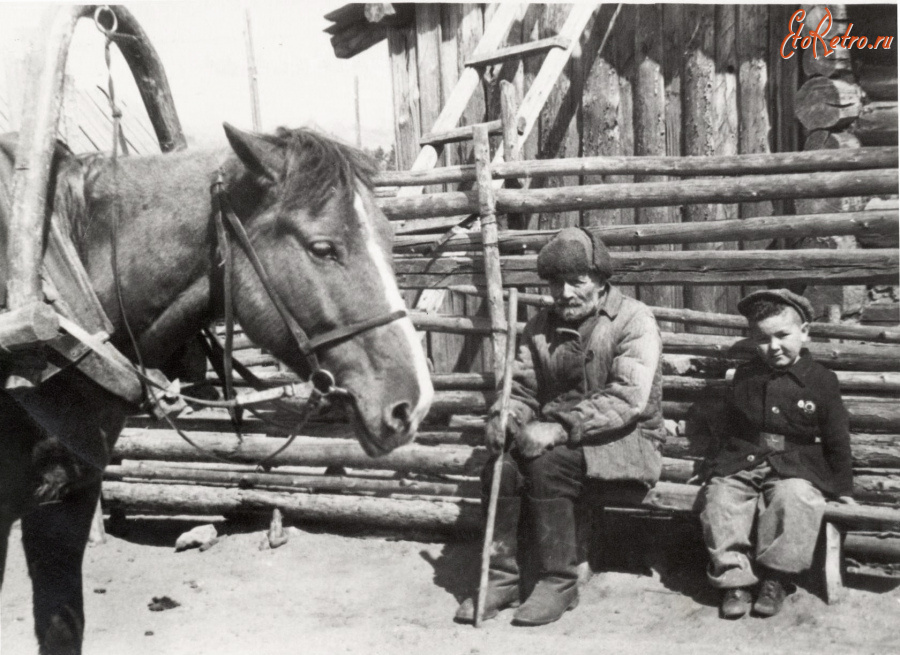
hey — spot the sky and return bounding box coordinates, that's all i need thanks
[0,0,395,149]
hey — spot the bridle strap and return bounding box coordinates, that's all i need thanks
[211,173,320,378]
[307,309,408,351]
[210,171,409,375]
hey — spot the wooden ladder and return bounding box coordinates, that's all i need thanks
[401,3,599,331]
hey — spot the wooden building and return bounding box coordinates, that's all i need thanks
[325,3,898,373]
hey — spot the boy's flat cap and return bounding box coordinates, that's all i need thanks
[737,288,814,323]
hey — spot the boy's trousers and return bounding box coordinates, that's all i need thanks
[699,462,826,589]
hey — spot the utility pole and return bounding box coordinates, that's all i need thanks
[243,5,261,131]
[354,75,362,148]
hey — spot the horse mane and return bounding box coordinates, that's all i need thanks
[270,127,379,213]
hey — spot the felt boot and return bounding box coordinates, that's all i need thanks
[454,497,522,623]
[512,497,580,626]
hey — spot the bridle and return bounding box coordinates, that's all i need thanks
[208,169,408,401]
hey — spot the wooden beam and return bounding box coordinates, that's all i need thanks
[465,35,570,68]
[379,169,900,220]
[373,147,899,187]
[392,210,898,254]
[419,120,502,147]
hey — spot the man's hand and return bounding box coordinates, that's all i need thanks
[516,421,568,459]
[836,495,857,505]
[485,411,522,454]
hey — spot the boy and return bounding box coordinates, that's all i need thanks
[699,289,853,619]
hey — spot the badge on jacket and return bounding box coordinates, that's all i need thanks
[797,399,816,415]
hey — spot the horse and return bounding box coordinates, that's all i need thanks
[0,124,433,654]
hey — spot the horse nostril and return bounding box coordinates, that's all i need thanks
[386,401,412,432]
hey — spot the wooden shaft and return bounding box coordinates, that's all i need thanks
[8,5,88,308]
[476,288,518,627]
[104,6,186,152]
[374,147,899,187]
[0,301,60,350]
[379,169,899,220]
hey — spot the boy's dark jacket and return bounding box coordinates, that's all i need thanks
[706,350,853,497]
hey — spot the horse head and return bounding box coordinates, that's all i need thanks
[219,124,432,456]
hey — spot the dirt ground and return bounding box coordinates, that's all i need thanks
[2,514,899,655]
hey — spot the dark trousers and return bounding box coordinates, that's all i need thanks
[482,445,587,502]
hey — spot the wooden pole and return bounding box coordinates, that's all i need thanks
[243,5,262,132]
[683,4,727,331]
[474,124,506,371]
[373,146,899,187]
[354,76,361,148]
[475,288,518,627]
[634,3,679,330]
[393,210,898,255]
[379,169,899,220]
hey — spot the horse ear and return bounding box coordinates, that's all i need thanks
[223,122,283,182]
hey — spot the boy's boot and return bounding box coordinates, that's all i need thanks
[512,497,579,626]
[753,570,788,617]
[720,588,752,619]
[454,497,521,623]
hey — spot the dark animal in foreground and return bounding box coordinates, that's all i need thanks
[0,125,433,654]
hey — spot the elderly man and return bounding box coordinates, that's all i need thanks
[455,227,666,626]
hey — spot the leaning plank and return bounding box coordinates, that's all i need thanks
[102,481,482,533]
[392,210,898,253]
[393,249,899,287]
[379,169,899,220]
[465,35,570,68]
[373,146,900,187]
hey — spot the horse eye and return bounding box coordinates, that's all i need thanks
[309,241,337,260]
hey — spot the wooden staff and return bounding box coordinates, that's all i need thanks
[475,287,518,628]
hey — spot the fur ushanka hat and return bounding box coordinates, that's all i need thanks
[536,227,614,280]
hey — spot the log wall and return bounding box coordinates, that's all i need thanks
[380,3,898,374]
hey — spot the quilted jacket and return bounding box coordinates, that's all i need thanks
[498,285,666,486]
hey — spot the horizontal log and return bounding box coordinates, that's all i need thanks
[102,481,481,533]
[663,399,900,433]
[852,101,898,146]
[662,372,900,394]
[843,533,900,564]
[858,65,898,101]
[379,169,899,220]
[419,120,502,147]
[443,285,900,343]
[394,249,899,287]
[392,209,898,254]
[114,431,489,476]
[795,77,862,130]
[105,463,479,498]
[102,478,900,534]
[599,482,900,530]
[373,147,899,187]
